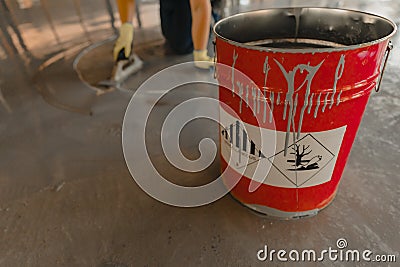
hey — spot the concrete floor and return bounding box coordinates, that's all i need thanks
[0,0,399,266]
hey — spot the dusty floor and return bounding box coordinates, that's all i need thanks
[0,0,399,266]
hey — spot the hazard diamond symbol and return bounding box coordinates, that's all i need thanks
[268,134,335,187]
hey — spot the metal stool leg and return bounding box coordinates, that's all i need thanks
[135,0,142,28]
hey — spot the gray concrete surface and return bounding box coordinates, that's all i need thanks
[0,0,399,266]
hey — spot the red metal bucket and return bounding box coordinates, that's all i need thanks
[214,8,396,218]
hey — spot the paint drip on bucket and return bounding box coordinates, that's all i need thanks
[214,7,396,217]
[274,54,346,155]
[229,50,347,157]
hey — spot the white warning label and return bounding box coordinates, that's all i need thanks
[220,107,346,188]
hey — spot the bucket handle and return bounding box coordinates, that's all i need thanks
[375,41,393,92]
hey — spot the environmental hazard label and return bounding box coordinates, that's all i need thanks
[220,107,346,188]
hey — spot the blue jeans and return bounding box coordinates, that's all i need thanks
[159,0,193,54]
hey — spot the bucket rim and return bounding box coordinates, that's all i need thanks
[213,7,397,54]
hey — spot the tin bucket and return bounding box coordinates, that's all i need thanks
[214,8,396,218]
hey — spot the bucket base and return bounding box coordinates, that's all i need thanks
[229,192,337,220]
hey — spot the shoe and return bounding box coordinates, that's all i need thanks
[193,50,214,69]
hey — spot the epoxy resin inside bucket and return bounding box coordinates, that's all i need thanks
[215,8,396,51]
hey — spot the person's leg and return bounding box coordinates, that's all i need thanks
[160,0,193,54]
[190,0,213,69]
[190,0,211,51]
